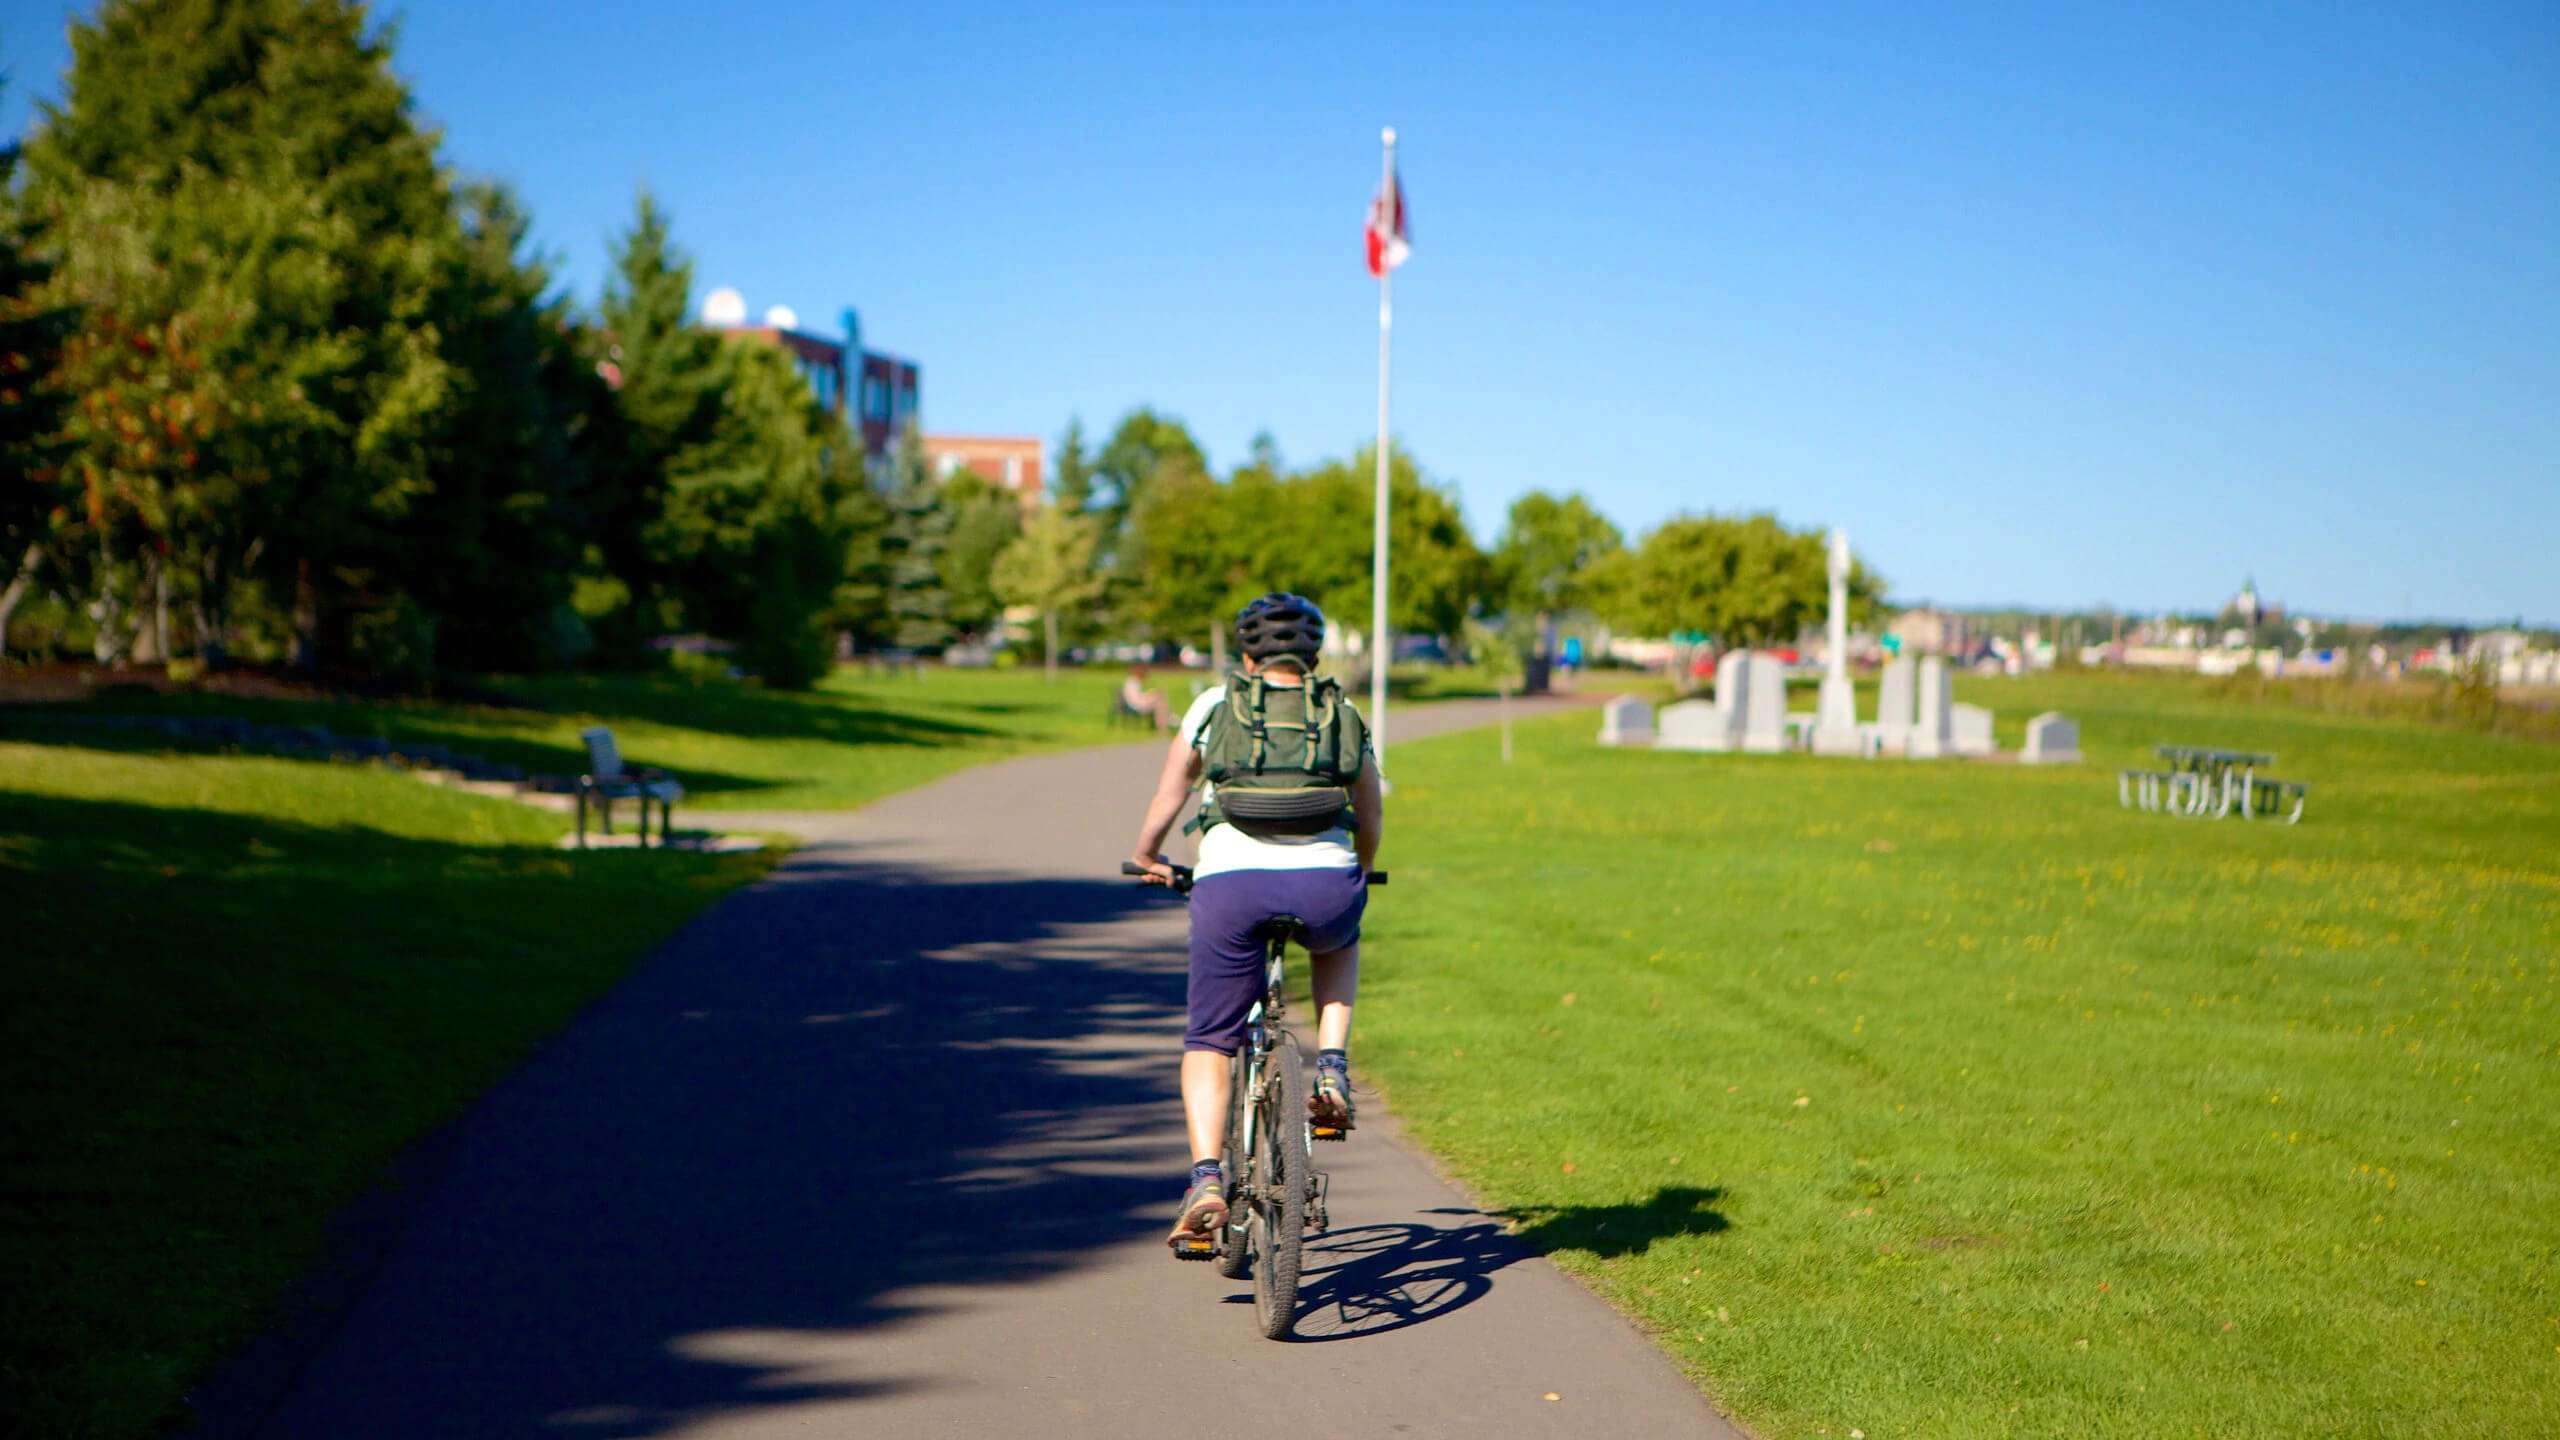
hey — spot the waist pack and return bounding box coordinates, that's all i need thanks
[1188,672,1367,838]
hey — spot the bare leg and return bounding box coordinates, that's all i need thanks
[1309,942,1358,1053]
[1180,1049,1232,1162]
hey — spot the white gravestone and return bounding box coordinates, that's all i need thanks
[1742,652,1788,753]
[1657,698,1727,751]
[2022,711,2082,764]
[1907,655,1954,758]
[1812,529,1863,755]
[1873,657,1915,754]
[1950,702,1995,756]
[1597,694,1654,746]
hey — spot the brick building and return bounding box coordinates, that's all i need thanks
[921,435,1044,506]
[704,297,919,469]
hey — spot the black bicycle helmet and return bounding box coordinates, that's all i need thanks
[1235,592,1326,666]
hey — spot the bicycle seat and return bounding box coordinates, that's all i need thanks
[1249,914,1308,943]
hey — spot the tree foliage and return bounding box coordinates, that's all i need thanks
[1590,512,1883,650]
[992,504,1106,680]
[1494,490,1622,619]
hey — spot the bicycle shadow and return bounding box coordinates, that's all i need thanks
[1265,1185,1735,1342]
[1280,1211,1536,1341]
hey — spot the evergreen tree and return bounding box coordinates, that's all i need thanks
[411,181,590,670]
[881,417,952,651]
[593,190,724,654]
[27,0,462,669]
[1050,416,1094,512]
[0,125,78,656]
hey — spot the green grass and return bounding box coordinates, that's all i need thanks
[1361,670,2558,1439]
[0,745,778,1435]
[0,663,1143,1436]
[27,663,1138,811]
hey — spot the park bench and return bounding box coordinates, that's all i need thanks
[575,726,683,848]
[1108,690,1155,729]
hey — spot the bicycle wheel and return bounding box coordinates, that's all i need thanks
[1248,1033,1309,1339]
[1216,1048,1251,1279]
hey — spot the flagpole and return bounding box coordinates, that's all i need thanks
[1371,125,1395,776]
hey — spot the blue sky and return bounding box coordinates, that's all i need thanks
[5,1,2555,621]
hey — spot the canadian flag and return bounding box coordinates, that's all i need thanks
[1365,164,1410,278]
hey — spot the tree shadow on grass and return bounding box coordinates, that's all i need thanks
[0,788,764,1439]
[1497,1185,1733,1260]
[2,670,1016,803]
[193,841,1214,1437]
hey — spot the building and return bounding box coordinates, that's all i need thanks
[921,435,1044,506]
[702,294,919,468]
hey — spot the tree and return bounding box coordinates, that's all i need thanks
[1050,417,1095,513]
[1494,490,1622,643]
[1094,406,1206,539]
[1591,512,1882,654]
[594,189,724,655]
[992,505,1106,681]
[880,416,952,651]
[0,119,77,656]
[936,467,1023,640]
[410,181,590,670]
[1289,445,1485,641]
[29,0,463,671]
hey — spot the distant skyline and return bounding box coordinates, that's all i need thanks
[4,1,2554,623]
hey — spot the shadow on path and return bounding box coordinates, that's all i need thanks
[247,848,1199,1437]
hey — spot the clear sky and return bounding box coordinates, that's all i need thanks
[5,1,2555,622]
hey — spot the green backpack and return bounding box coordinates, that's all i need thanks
[1188,671,1368,838]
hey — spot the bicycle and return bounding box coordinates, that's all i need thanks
[1123,859,1386,1339]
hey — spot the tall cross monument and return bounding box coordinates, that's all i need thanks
[1811,528,1864,755]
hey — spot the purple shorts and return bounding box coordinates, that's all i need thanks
[1185,867,1367,1054]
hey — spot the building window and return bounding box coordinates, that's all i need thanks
[1003,456,1021,488]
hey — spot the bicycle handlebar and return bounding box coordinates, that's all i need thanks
[1122,861,1386,890]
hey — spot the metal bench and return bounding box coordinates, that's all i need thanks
[576,727,683,848]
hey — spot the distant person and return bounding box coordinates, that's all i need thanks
[1127,593,1381,1255]
[1120,666,1173,730]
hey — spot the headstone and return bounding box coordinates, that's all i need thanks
[1657,698,1730,751]
[1713,648,1751,718]
[2022,711,2082,764]
[1742,653,1788,753]
[1907,655,1953,758]
[1950,702,1995,756]
[1597,694,1653,746]
[1874,657,1916,753]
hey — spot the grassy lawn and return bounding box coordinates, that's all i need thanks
[1361,669,2557,1439]
[15,662,1138,812]
[0,663,1140,1437]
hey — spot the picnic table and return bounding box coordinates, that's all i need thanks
[2121,744,2306,823]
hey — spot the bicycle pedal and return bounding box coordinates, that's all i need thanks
[1312,1126,1348,1141]
[1169,1236,1217,1261]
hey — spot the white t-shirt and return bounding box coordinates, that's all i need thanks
[1181,684,1364,880]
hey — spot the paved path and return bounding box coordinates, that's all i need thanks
[240,698,1745,1439]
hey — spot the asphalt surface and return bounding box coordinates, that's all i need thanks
[234,696,1746,1438]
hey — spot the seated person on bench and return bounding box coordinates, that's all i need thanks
[1120,666,1174,730]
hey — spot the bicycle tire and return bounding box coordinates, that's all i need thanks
[1216,1048,1251,1279]
[1250,1034,1309,1339]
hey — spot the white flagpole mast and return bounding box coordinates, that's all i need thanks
[1371,125,1395,774]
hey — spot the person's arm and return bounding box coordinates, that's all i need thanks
[1350,759,1383,875]
[1129,733,1203,883]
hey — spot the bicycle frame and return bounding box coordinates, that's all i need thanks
[1224,932,1294,1238]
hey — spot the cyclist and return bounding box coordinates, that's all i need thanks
[1128,593,1381,1254]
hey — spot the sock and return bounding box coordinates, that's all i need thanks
[1319,1048,1350,1077]
[1189,1158,1222,1187]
